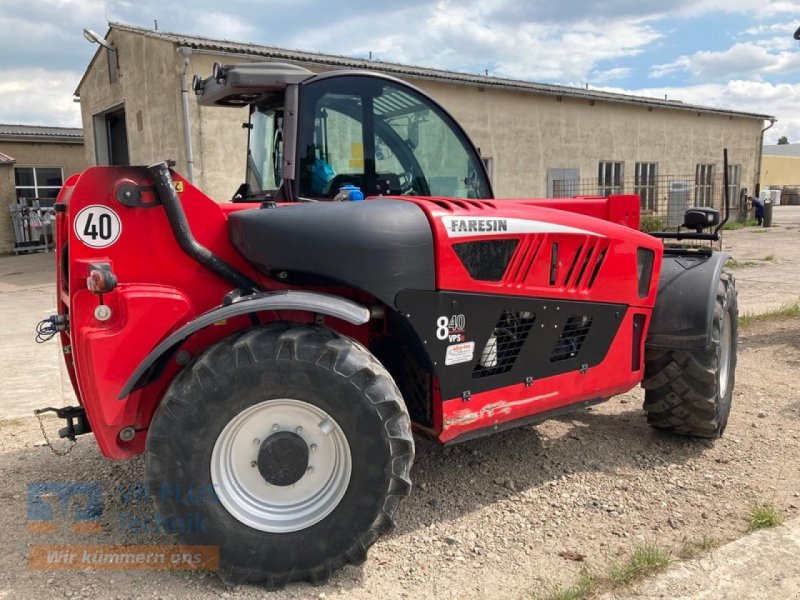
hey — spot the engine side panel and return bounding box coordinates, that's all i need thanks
[393,196,663,306]
[396,291,626,399]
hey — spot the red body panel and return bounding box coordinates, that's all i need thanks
[55,167,662,459]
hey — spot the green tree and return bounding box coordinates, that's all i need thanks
[777,135,789,145]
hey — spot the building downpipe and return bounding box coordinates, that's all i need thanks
[755,118,777,196]
[178,46,195,183]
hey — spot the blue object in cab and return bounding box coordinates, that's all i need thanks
[338,184,364,201]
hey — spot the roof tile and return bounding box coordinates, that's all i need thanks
[0,124,83,141]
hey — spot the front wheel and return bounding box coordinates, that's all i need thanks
[145,323,414,587]
[642,271,737,437]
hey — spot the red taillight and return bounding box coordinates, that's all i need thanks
[86,268,118,294]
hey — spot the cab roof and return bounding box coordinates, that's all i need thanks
[196,62,313,107]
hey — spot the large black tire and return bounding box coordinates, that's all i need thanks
[145,323,414,587]
[642,271,737,437]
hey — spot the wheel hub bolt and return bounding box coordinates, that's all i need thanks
[250,461,257,468]
[253,438,261,445]
[307,466,314,473]
[272,424,279,432]
[295,426,303,434]
[310,444,318,452]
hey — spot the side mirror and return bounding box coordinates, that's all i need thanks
[683,207,720,232]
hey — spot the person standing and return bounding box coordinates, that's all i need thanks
[752,195,764,226]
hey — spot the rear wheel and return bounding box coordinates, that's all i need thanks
[642,271,737,437]
[145,323,414,587]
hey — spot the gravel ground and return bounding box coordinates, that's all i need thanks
[1,314,798,600]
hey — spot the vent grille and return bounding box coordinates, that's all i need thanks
[454,239,519,281]
[550,315,593,362]
[473,311,536,378]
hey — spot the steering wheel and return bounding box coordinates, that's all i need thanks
[398,171,416,195]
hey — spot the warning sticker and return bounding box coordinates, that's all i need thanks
[445,341,475,366]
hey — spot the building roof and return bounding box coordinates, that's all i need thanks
[0,124,84,144]
[100,21,774,122]
[762,144,800,157]
[0,151,15,165]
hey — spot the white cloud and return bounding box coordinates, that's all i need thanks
[187,12,254,41]
[742,22,796,35]
[650,42,800,80]
[286,1,662,82]
[0,69,82,127]
[674,0,800,18]
[598,79,799,143]
[591,67,633,83]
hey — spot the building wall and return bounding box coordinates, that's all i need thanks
[408,78,764,198]
[78,31,766,205]
[0,141,86,254]
[188,53,254,199]
[78,29,185,170]
[0,164,15,253]
[761,155,800,187]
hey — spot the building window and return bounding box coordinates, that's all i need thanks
[635,163,658,212]
[598,161,623,196]
[727,164,741,207]
[481,156,493,183]
[695,164,715,207]
[13,167,64,206]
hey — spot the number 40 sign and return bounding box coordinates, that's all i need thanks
[73,206,122,249]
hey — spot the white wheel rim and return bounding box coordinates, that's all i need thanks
[210,398,352,533]
[719,310,732,398]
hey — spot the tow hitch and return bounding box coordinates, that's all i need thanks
[33,406,92,441]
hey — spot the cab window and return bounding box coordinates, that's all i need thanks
[297,76,490,199]
[247,106,283,195]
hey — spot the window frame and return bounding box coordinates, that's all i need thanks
[598,161,624,196]
[13,166,65,206]
[695,163,715,207]
[726,164,741,208]
[634,162,658,212]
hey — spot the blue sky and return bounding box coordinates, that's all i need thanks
[0,0,798,142]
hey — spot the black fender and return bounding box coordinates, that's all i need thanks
[118,290,370,399]
[645,250,729,350]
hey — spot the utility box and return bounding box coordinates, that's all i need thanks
[667,181,692,227]
[763,198,773,227]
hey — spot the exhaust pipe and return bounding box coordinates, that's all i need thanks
[147,162,262,294]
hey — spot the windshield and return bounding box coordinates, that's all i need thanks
[296,76,491,199]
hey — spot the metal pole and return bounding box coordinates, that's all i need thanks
[178,46,195,183]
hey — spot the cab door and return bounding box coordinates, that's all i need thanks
[295,73,493,200]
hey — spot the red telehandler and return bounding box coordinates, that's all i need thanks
[37,62,736,586]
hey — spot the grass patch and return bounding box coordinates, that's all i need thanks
[727,258,759,269]
[739,301,800,327]
[640,216,667,233]
[609,544,670,586]
[763,253,775,261]
[747,503,783,532]
[537,571,596,600]
[0,417,25,429]
[678,536,719,559]
[722,219,758,231]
